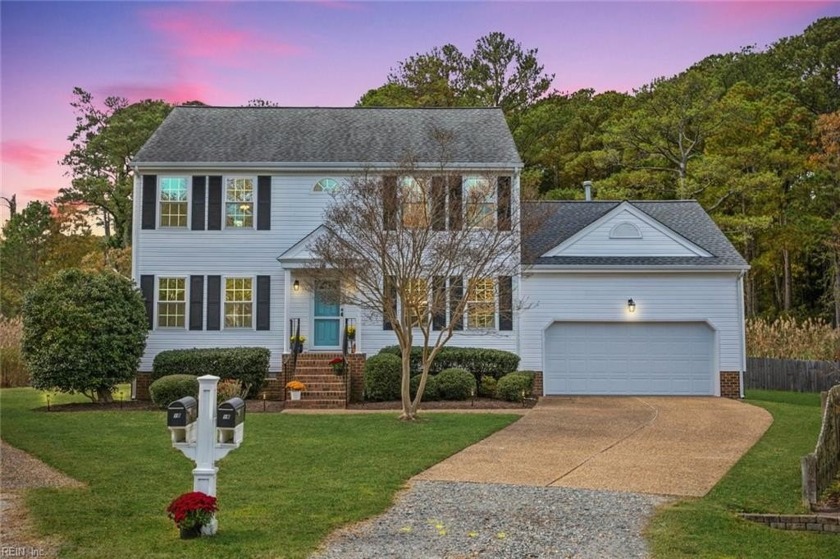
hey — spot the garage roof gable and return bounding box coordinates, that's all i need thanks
[523,200,749,269]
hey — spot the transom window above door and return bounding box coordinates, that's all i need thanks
[225,177,254,228]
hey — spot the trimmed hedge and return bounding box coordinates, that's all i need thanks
[149,374,199,409]
[410,374,440,401]
[363,353,402,401]
[479,375,497,397]
[152,347,269,397]
[377,346,519,380]
[495,372,535,402]
[435,368,476,400]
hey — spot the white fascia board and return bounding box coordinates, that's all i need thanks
[131,161,523,172]
[524,264,750,273]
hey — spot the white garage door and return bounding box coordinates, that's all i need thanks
[544,322,715,395]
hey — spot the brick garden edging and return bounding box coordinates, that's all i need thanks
[740,513,839,533]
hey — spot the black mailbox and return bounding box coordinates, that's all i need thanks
[167,396,197,427]
[217,397,245,428]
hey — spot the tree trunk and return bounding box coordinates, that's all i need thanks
[833,248,840,328]
[399,352,414,420]
[96,387,114,403]
[782,248,792,312]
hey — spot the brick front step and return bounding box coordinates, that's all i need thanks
[285,399,346,409]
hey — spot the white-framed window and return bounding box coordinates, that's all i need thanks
[157,277,186,328]
[225,177,254,228]
[405,278,429,326]
[313,178,339,193]
[463,176,495,229]
[466,277,495,329]
[159,177,188,228]
[224,277,253,328]
[400,176,429,228]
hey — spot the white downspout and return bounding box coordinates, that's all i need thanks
[737,270,747,398]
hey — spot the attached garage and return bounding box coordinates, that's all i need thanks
[543,322,715,395]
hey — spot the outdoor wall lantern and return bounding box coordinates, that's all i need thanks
[293,280,300,292]
[627,298,636,312]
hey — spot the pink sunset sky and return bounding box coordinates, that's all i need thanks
[2,0,838,224]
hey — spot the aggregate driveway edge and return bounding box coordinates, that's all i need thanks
[413,396,773,497]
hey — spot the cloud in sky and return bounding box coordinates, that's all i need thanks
[697,1,832,30]
[140,6,302,67]
[1,140,63,173]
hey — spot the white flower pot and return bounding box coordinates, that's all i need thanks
[290,390,302,401]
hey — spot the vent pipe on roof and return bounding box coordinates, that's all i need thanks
[583,180,592,201]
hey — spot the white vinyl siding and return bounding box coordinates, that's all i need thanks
[518,272,744,380]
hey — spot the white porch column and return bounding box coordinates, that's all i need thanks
[283,269,291,354]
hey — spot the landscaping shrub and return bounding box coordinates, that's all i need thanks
[152,347,269,397]
[410,374,440,401]
[216,379,248,403]
[22,269,148,403]
[495,372,535,402]
[0,316,28,387]
[377,346,519,379]
[435,368,476,400]
[479,375,497,398]
[363,353,402,401]
[149,374,199,408]
[747,317,840,360]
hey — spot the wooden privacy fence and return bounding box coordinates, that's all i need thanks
[802,385,840,509]
[746,358,840,393]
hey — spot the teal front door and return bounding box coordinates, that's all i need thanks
[313,280,340,347]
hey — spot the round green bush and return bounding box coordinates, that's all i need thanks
[435,368,476,400]
[149,374,199,408]
[363,353,402,401]
[479,375,497,397]
[495,372,535,402]
[410,374,440,401]
[22,269,148,403]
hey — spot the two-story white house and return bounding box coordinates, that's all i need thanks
[131,106,749,404]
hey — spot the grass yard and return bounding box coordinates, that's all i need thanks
[647,389,837,558]
[0,388,519,559]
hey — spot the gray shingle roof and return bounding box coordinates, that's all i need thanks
[133,107,522,167]
[523,200,748,268]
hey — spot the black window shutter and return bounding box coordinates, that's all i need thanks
[498,275,513,331]
[448,176,462,230]
[383,275,397,330]
[140,275,154,329]
[191,176,206,231]
[257,176,271,231]
[497,176,511,232]
[206,275,221,330]
[432,276,446,330]
[141,175,157,230]
[189,275,204,330]
[383,175,398,230]
[431,176,446,231]
[449,276,463,330]
[256,275,270,330]
[207,176,222,230]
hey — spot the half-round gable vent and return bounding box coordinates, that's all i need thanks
[610,222,642,239]
[313,178,339,193]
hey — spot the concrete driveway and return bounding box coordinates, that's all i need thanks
[414,397,773,497]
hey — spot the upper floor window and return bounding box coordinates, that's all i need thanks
[159,177,188,228]
[313,178,339,193]
[463,177,495,229]
[158,277,186,328]
[225,177,254,228]
[405,278,429,326]
[400,176,429,228]
[225,277,253,328]
[466,277,495,329]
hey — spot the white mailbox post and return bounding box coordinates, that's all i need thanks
[166,374,244,536]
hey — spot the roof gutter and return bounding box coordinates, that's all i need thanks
[129,161,524,172]
[524,264,751,273]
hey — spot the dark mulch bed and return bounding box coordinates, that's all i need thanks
[37,397,533,413]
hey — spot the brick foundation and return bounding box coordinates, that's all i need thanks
[720,371,741,399]
[134,373,152,400]
[531,371,544,397]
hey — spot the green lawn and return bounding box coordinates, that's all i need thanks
[647,389,837,558]
[0,388,519,559]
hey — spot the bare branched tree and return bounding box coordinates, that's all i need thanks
[307,161,534,420]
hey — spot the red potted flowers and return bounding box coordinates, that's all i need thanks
[166,491,218,539]
[329,356,345,375]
